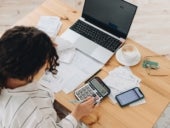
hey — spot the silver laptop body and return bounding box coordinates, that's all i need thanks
[61,0,137,64]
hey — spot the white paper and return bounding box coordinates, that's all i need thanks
[61,50,104,93]
[39,71,64,93]
[69,50,103,74]
[58,48,76,63]
[37,16,62,38]
[103,66,145,106]
[39,50,103,94]
[55,36,74,51]
[55,37,76,63]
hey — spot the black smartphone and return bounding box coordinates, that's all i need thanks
[115,87,144,107]
[74,77,111,102]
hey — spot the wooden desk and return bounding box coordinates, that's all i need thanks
[14,0,170,127]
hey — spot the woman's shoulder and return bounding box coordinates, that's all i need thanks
[0,81,54,112]
[0,92,44,128]
[0,90,30,109]
[0,82,43,109]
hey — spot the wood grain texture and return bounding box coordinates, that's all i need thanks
[0,0,45,34]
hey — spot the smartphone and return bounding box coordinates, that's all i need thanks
[74,77,111,103]
[115,87,144,107]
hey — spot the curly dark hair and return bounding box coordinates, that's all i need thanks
[0,26,59,91]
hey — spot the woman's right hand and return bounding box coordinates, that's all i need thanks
[71,97,96,121]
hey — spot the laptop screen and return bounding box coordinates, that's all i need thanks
[82,0,137,39]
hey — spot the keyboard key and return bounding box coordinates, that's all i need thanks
[70,20,122,52]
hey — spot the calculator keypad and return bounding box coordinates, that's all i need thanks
[75,84,99,101]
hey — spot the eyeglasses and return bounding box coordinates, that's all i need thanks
[142,55,169,76]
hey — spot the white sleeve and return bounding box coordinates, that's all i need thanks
[9,107,78,128]
[58,114,78,128]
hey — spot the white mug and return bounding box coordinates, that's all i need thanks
[121,44,139,63]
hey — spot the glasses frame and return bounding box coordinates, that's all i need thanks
[143,55,169,77]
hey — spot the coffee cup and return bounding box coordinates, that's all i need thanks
[121,44,139,63]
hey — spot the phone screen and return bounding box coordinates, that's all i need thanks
[115,87,144,107]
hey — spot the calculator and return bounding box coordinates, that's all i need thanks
[74,77,111,102]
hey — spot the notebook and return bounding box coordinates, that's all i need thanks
[61,0,137,64]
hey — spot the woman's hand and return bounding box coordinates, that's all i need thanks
[71,97,96,121]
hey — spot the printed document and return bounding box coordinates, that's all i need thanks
[37,16,62,39]
[103,66,145,106]
[39,48,103,94]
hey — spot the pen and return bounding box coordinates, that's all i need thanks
[69,99,101,104]
[84,69,102,83]
[69,100,84,104]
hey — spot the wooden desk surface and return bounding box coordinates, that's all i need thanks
[14,0,170,127]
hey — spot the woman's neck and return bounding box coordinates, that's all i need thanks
[6,78,29,89]
[5,63,47,89]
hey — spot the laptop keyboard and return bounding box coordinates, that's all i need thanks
[70,20,122,52]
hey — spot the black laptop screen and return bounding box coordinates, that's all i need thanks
[82,0,137,39]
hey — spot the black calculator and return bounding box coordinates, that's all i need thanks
[74,77,111,102]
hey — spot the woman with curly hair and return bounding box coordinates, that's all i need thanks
[0,26,95,128]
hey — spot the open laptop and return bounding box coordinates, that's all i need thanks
[61,0,137,64]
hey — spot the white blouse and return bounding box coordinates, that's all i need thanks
[0,82,78,128]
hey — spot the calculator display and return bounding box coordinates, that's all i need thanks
[90,78,108,96]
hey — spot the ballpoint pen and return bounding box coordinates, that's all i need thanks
[69,97,101,104]
[69,99,84,104]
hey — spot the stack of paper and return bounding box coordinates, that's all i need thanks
[39,50,104,94]
[37,16,62,39]
[103,66,145,106]
[55,37,76,64]
[40,37,101,93]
